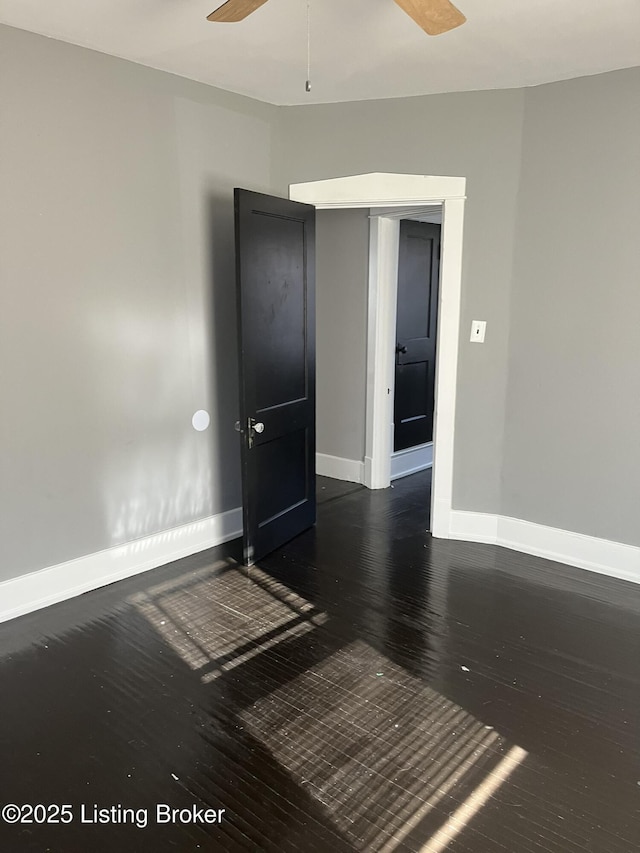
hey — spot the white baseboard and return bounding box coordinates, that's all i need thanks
[0,508,243,625]
[449,510,640,584]
[316,453,365,485]
[6,500,639,627]
[391,442,433,481]
[449,509,499,544]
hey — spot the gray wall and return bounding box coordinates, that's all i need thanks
[315,209,370,462]
[273,90,526,515]
[502,68,640,546]
[3,21,638,589]
[0,25,276,582]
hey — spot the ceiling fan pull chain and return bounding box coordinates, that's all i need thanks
[305,0,311,92]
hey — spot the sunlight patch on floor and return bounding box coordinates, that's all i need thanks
[132,558,528,851]
[240,638,527,852]
[418,745,528,853]
[129,558,327,679]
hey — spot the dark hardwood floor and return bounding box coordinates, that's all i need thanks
[1,470,639,852]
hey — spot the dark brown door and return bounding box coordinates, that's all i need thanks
[393,220,441,452]
[234,189,316,566]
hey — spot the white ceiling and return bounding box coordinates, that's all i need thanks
[1,0,640,106]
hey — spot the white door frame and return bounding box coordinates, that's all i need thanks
[289,173,466,539]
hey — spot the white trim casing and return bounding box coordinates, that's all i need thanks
[370,205,442,220]
[430,197,465,538]
[0,508,243,625]
[450,511,640,584]
[365,216,399,489]
[316,453,365,484]
[291,173,466,208]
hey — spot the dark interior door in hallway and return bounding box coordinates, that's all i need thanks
[394,220,441,452]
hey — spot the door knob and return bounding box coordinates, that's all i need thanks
[396,344,408,354]
[234,420,241,432]
[247,419,265,447]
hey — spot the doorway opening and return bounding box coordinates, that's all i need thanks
[383,206,442,489]
[291,174,466,540]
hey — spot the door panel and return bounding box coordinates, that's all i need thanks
[255,428,308,525]
[247,215,307,409]
[394,361,433,449]
[235,189,316,566]
[394,220,440,453]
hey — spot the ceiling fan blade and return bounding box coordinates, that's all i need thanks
[393,0,466,35]
[207,0,270,23]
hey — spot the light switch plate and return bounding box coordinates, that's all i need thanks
[470,320,486,343]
